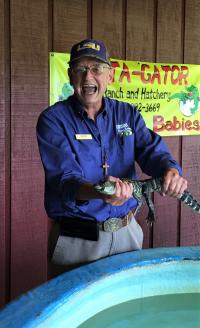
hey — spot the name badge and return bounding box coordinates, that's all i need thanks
[75,134,93,140]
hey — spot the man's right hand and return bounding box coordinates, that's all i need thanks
[101,176,133,206]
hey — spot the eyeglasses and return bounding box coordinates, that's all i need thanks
[70,64,111,76]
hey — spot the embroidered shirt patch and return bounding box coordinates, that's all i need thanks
[116,123,133,136]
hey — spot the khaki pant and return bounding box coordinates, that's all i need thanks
[48,217,143,278]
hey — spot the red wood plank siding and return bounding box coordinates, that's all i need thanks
[0,0,11,307]
[153,0,183,247]
[181,0,200,245]
[126,0,156,62]
[10,0,49,299]
[92,0,124,58]
[54,0,88,52]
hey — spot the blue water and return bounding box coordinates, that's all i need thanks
[78,293,200,328]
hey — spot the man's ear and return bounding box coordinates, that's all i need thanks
[108,67,114,85]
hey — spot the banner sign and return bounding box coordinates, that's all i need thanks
[50,52,200,136]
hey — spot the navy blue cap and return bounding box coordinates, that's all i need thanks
[68,39,111,66]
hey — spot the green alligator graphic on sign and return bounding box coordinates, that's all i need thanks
[168,85,200,117]
[58,82,74,101]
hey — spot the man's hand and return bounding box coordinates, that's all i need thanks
[102,176,133,206]
[162,168,188,197]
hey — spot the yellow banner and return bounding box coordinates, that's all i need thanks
[50,52,200,136]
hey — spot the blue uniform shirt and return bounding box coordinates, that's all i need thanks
[37,95,182,221]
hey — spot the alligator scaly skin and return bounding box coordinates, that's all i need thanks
[94,177,200,225]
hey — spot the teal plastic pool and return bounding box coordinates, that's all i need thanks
[0,247,199,327]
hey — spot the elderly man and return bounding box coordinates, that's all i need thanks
[37,39,187,276]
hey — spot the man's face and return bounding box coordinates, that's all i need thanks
[68,57,113,109]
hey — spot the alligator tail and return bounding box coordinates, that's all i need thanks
[179,191,200,213]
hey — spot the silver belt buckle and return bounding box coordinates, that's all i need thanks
[103,217,122,232]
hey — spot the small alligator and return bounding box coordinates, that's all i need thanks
[94,177,200,225]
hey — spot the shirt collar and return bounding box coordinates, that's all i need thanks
[69,95,85,118]
[69,95,109,119]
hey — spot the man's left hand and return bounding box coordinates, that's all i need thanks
[162,168,188,197]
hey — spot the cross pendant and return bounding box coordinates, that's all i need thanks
[102,153,109,178]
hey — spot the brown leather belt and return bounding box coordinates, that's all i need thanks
[98,210,134,232]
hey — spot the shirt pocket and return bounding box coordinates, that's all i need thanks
[118,134,135,149]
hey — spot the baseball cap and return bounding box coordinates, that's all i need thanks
[68,39,111,66]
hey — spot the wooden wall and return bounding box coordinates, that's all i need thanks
[0,0,200,307]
